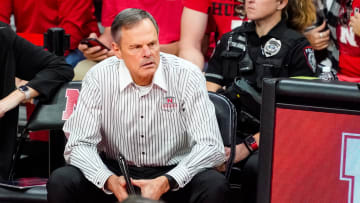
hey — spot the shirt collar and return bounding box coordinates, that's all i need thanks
[265,19,287,38]
[243,19,287,39]
[118,57,168,92]
[152,58,168,92]
[118,60,134,92]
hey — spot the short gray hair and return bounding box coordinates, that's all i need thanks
[111,8,159,43]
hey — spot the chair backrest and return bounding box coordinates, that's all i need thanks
[26,81,82,131]
[208,92,237,179]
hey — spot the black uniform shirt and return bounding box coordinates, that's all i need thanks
[0,21,74,179]
[206,19,316,89]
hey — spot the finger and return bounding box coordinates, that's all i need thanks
[119,176,127,187]
[78,43,89,52]
[115,187,129,202]
[107,50,115,57]
[92,54,108,62]
[89,32,98,38]
[320,29,330,38]
[313,35,330,45]
[314,21,327,32]
[84,46,102,55]
[85,49,108,60]
[317,35,330,44]
[131,179,145,187]
[317,43,330,50]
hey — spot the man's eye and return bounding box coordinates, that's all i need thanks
[131,45,141,49]
[149,42,156,47]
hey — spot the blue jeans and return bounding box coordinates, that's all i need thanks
[65,49,85,68]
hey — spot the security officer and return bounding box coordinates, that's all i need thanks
[205,18,316,202]
[207,18,316,136]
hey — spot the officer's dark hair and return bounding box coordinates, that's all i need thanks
[111,8,159,44]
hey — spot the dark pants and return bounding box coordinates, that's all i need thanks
[0,108,19,180]
[47,160,230,203]
[233,151,258,203]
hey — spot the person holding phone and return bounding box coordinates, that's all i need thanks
[0,0,99,68]
[78,0,183,63]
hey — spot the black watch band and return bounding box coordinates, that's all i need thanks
[244,135,259,153]
[164,174,179,190]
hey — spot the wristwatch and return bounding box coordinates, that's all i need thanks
[18,85,31,100]
[164,174,179,190]
[244,136,258,153]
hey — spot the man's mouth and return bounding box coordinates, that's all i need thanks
[141,61,155,68]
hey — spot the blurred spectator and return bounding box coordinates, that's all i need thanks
[0,22,74,180]
[74,0,183,81]
[308,0,360,81]
[178,0,247,69]
[79,0,183,62]
[205,0,316,202]
[304,0,339,76]
[0,0,100,67]
[337,0,360,81]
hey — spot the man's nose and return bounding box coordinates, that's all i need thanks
[142,46,151,57]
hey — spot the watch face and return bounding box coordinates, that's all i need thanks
[246,136,255,144]
[19,85,29,92]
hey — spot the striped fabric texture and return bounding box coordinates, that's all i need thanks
[63,53,225,190]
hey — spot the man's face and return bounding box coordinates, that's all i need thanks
[113,18,160,85]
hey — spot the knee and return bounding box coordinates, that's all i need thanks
[197,170,230,196]
[207,170,230,193]
[47,166,83,195]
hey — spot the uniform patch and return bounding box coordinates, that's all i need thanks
[263,38,281,57]
[303,46,316,73]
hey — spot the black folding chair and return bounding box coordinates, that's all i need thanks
[0,81,81,202]
[208,92,237,179]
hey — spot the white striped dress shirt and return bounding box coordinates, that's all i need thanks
[63,53,225,191]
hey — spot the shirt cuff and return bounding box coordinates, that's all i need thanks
[92,167,114,194]
[166,165,191,188]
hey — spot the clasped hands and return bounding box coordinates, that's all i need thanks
[105,175,170,202]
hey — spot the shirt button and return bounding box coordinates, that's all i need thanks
[142,152,145,155]
[141,135,144,138]
[140,115,144,119]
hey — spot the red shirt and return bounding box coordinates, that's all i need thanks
[183,0,246,40]
[0,0,100,50]
[337,0,360,78]
[102,0,183,44]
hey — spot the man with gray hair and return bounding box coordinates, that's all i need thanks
[47,8,230,203]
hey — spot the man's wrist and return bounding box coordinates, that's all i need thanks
[163,174,179,191]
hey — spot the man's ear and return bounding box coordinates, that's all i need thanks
[112,42,122,59]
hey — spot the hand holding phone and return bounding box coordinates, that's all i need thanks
[80,38,110,51]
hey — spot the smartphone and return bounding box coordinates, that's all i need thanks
[80,38,110,51]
